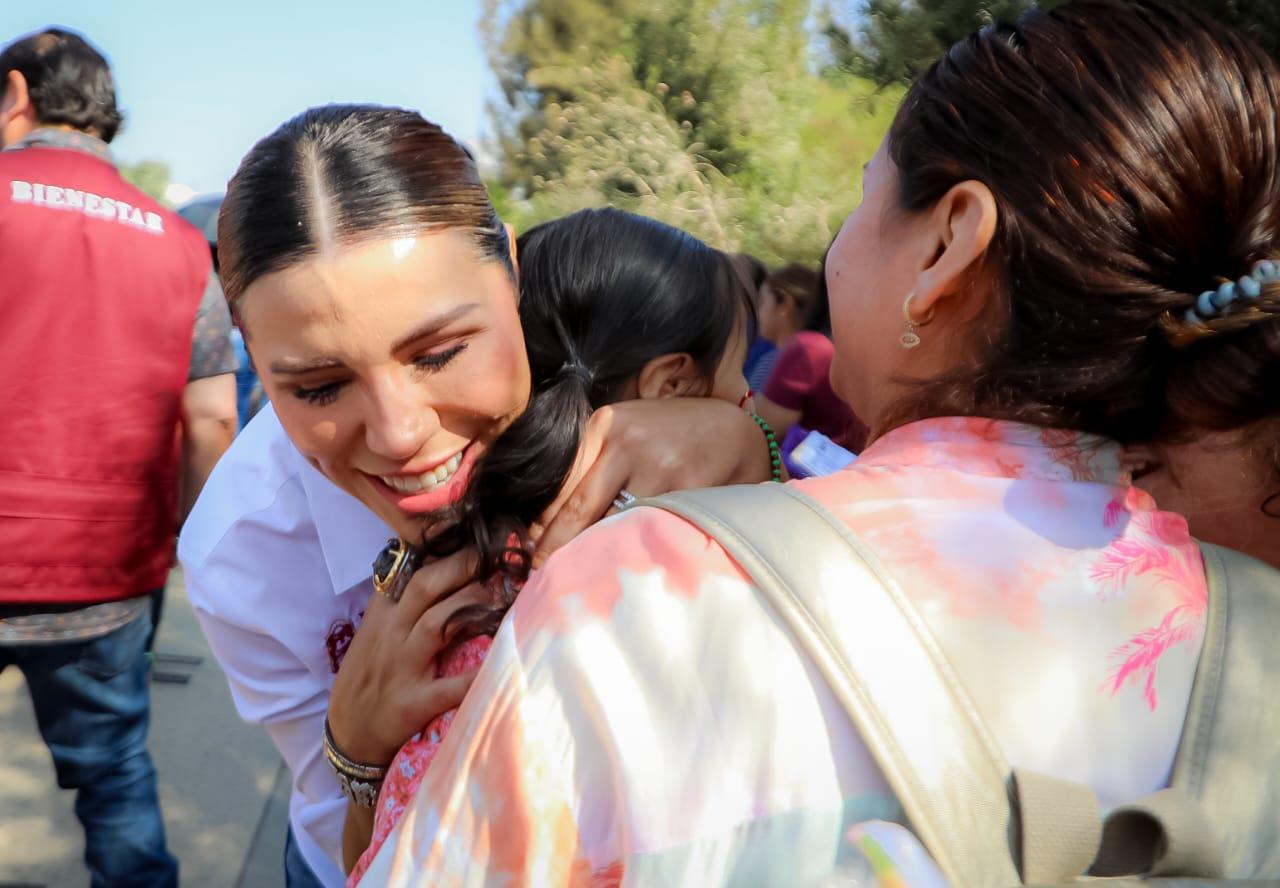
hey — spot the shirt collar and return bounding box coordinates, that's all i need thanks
[857,417,1128,485]
[296,453,394,596]
[5,127,114,164]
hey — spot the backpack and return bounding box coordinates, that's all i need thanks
[645,484,1279,886]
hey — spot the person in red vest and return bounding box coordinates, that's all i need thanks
[0,28,237,887]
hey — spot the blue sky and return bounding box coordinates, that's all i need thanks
[2,1,491,195]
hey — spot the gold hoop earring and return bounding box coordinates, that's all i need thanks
[901,292,935,349]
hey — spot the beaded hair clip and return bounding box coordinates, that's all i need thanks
[1185,259,1280,327]
[1182,261,1274,327]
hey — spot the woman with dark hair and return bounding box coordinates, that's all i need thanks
[363,1,1279,883]
[344,206,752,880]
[746,263,818,391]
[179,107,768,888]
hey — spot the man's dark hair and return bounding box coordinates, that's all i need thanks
[0,28,123,143]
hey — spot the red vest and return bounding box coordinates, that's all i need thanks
[0,141,210,604]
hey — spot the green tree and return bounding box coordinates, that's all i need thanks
[483,0,900,265]
[828,0,1050,85]
[119,159,171,204]
[829,0,1278,88]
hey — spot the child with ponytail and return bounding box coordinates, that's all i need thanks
[347,207,754,881]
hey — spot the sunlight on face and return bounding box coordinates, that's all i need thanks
[825,143,927,430]
[241,230,530,540]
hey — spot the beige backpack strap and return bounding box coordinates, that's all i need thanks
[1169,543,1280,876]
[644,485,1025,886]
[644,487,1248,884]
[1007,770,1101,884]
[1171,544,1231,796]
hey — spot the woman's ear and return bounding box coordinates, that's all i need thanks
[635,353,703,399]
[911,179,998,320]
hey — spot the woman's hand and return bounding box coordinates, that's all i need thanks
[531,397,772,564]
[327,549,488,766]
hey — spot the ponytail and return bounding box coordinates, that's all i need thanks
[425,208,748,641]
[423,364,595,639]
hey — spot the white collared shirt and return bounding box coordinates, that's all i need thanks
[178,406,390,888]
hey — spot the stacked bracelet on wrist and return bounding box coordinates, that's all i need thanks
[323,718,387,808]
[751,413,783,482]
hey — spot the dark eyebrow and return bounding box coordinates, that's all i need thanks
[268,303,481,375]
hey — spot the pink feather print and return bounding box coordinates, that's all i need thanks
[1089,536,1165,591]
[1091,507,1198,590]
[1102,496,1125,529]
[1105,604,1203,711]
[1093,508,1206,709]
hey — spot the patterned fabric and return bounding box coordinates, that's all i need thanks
[0,597,147,645]
[348,636,493,886]
[361,417,1207,886]
[8,127,113,161]
[188,272,237,381]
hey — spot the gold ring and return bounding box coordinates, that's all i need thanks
[371,538,417,603]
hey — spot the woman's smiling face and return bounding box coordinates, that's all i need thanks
[241,230,531,540]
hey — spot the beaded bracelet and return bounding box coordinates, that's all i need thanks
[751,413,784,482]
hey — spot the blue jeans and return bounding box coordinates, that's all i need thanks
[285,826,329,888]
[0,609,178,888]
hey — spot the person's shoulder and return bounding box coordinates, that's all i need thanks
[178,406,312,569]
[0,149,26,173]
[510,505,753,646]
[774,331,832,373]
[790,331,835,357]
[112,180,207,251]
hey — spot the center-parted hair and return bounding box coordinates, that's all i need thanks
[429,208,747,638]
[217,104,510,320]
[885,0,1280,462]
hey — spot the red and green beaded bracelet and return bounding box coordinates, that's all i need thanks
[751,413,784,482]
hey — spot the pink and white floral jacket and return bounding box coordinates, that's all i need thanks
[359,418,1206,886]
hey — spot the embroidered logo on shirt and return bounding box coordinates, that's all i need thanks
[325,616,358,673]
[10,179,164,234]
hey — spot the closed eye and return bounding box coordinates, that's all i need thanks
[290,342,468,406]
[414,341,468,373]
[293,380,345,406]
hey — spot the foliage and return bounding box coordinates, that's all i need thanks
[481,0,1280,264]
[482,0,901,265]
[118,160,171,204]
[827,0,1279,88]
